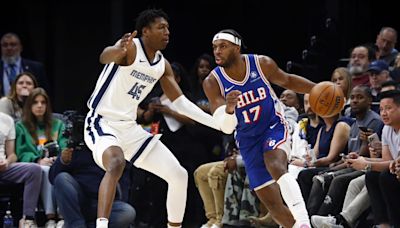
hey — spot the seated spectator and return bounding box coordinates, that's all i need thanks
[0,72,38,121]
[348,44,375,88]
[279,89,304,116]
[297,113,352,206]
[367,60,390,102]
[375,27,398,67]
[49,144,135,228]
[0,112,42,228]
[289,93,323,178]
[15,88,67,228]
[194,139,237,228]
[307,85,383,216]
[311,174,370,228]
[362,90,400,228]
[389,53,400,81]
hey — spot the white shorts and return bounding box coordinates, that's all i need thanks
[84,112,161,170]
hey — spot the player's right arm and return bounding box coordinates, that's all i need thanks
[203,73,240,134]
[99,31,137,66]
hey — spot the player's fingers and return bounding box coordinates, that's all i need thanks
[129,30,137,40]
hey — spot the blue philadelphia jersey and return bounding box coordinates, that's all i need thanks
[212,54,290,189]
[212,54,287,140]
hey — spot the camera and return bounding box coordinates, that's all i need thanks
[43,141,60,158]
[62,110,86,150]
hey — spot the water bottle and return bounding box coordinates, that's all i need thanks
[3,210,13,228]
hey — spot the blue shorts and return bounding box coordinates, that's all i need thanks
[236,121,290,190]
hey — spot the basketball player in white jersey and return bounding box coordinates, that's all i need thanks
[84,9,218,228]
[203,29,314,228]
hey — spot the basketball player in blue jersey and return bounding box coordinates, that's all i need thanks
[203,29,315,228]
[84,9,219,228]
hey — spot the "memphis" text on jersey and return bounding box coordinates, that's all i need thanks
[130,70,157,84]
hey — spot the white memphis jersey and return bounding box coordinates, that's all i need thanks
[87,38,165,121]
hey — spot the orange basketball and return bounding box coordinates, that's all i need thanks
[309,81,345,117]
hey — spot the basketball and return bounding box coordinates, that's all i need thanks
[309,81,345,117]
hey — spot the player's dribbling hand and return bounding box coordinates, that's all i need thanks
[225,90,241,114]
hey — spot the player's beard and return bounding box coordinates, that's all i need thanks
[2,55,19,65]
[218,53,236,68]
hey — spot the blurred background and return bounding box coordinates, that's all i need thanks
[1,0,399,113]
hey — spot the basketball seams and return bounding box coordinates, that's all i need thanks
[312,84,331,116]
[310,81,344,117]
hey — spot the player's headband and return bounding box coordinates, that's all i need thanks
[212,32,241,46]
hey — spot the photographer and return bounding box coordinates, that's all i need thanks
[49,145,135,228]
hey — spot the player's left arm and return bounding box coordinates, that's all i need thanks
[259,55,316,94]
[160,60,218,130]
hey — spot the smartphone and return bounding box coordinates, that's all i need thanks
[358,126,369,132]
[368,133,380,144]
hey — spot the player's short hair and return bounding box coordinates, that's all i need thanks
[135,9,169,36]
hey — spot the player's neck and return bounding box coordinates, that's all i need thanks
[224,55,246,80]
[140,38,158,62]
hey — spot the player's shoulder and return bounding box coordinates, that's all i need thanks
[256,54,275,66]
[203,71,219,89]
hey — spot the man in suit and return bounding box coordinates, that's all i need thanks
[0,32,49,96]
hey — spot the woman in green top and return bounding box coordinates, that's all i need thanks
[16,87,67,227]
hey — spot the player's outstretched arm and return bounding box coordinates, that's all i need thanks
[160,60,219,130]
[258,55,316,94]
[99,31,137,65]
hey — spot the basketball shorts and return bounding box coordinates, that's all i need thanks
[236,121,291,190]
[84,112,160,170]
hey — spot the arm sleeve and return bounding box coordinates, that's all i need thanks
[212,105,238,134]
[172,95,219,130]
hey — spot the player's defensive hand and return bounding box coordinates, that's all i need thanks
[120,30,137,52]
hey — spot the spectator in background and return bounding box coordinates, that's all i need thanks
[348,44,375,88]
[279,89,304,116]
[188,54,223,163]
[362,90,400,228]
[49,145,135,228]
[289,94,323,178]
[331,67,352,116]
[0,112,42,228]
[194,137,236,228]
[0,33,48,97]
[368,60,391,100]
[375,27,398,67]
[0,72,38,121]
[15,88,67,228]
[190,54,215,113]
[389,53,400,81]
[297,113,352,207]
